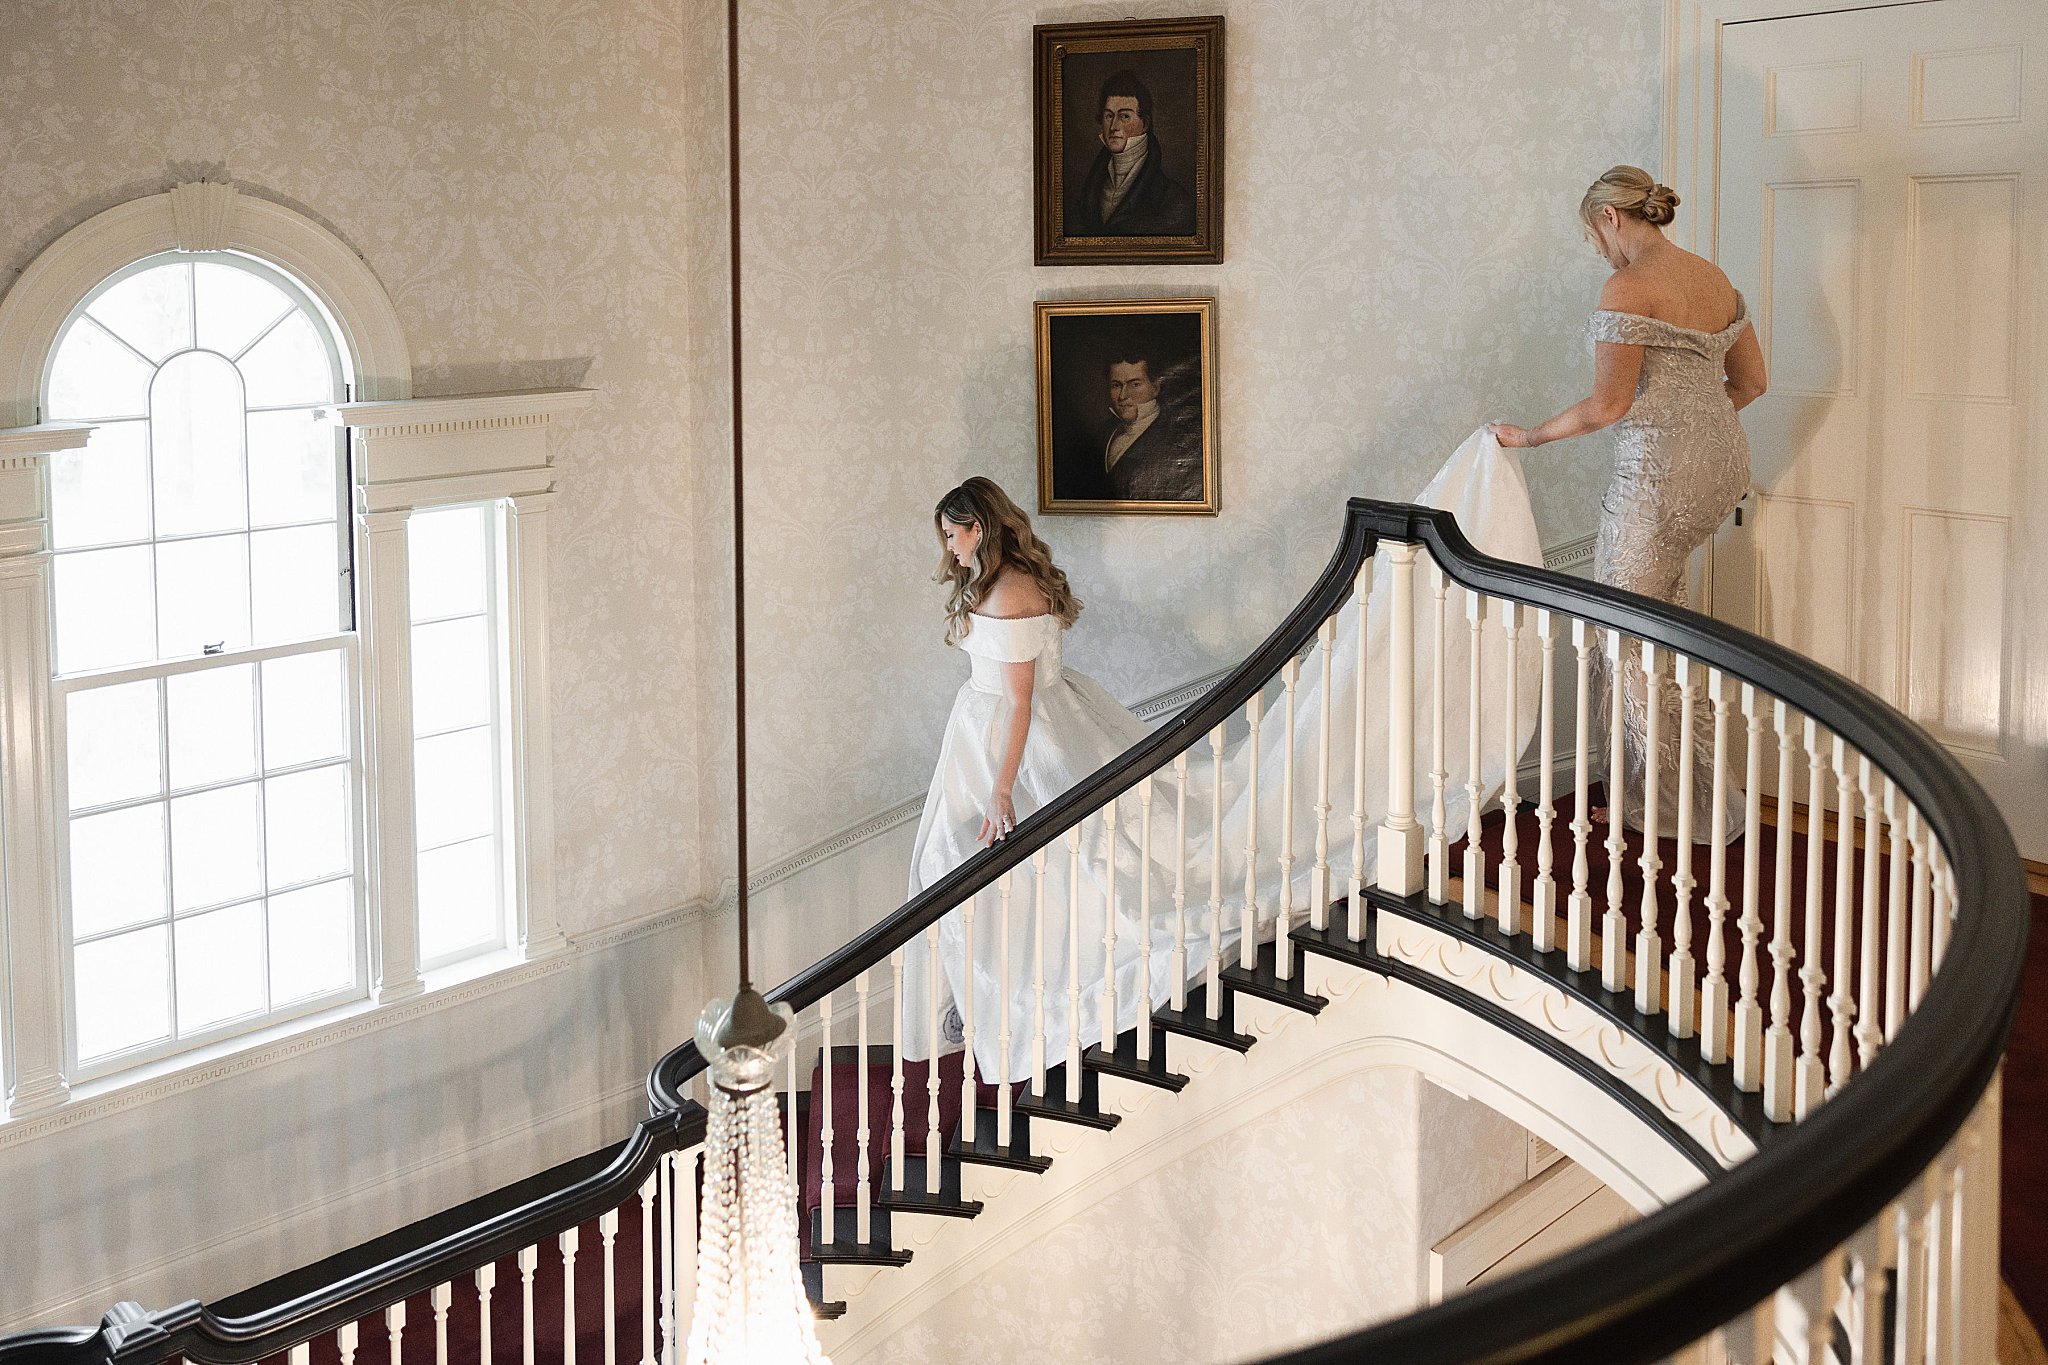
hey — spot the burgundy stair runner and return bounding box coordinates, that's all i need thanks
[801,1051,997,1221]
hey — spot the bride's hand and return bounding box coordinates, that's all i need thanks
[1488,421,1535,448]
[978,787,1018,846]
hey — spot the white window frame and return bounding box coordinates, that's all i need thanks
[41,250,369,1080]
[0,182,588,1120]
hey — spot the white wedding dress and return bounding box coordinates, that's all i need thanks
[903,428,1545,1082]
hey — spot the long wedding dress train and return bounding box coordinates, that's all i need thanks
[903,427,1545,1081]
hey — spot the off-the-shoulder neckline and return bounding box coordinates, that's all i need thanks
[1590,299,1748,338]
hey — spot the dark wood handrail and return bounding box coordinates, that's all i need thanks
[5,498,2024,1365]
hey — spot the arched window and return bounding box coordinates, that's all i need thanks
[0,183,580,1116]
[43,252,361,1072]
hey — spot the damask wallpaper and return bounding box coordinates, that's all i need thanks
[2,0,1660,922]
[697,0,1663,882]
[0,0,708,938]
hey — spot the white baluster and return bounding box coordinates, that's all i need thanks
[1733,683,1767,1091]
[1173,751,1191,1009]
[387,1299,407,1365]
[1700,670,1732,1063]
[292,1342,312,1365]
[479,1263,498,1365]
[636,1174,654,1365]
[997,870,1014,1146]
[1211,725,1229,1003]
[1463,590,1486,923]
[1601,629,1628,991]
[1567,620,1594,970]
[784,1029,798,1196]
[518,1244,538,1365]
[1798,1253,1846,1365]
[657,1152,674,1365]
[1931,846,1956,974]
[1896,1178,1932,1365]
[1794,717,1829,1117]
[1634,641,1664,1015]
[1828,736,1858,1094]
[1668,654,1698,1037]
[1066,824,1084,1097]
[1278,659,1299,978]
[431,1283,452,1365]
[1908,807,1932,1013]
[1350,566,1371,937]
[1497,600,1523,934]
[672,1150,696,1356]
[926,925,943,1191]
[597,1211,618,1365]
[1243,696,1262,968]
[819,990,836,1244]
[1102,797,1120,1050]
[1531,609,1557,952]
[960,896,977,1145]
[1855,758,1885,1071]
[1031,849,1049,1094]
[889,947,906,1192]
[1764,700,1798,1122]
[1312,618,1335,932]
[339,1320,359,1365]
[856,967,873,1243]
[1138,775,1156,1030]
[1885,781,1910,1041]
[1429,560,1451,904]
[559,1227,578,1364]
[1378,541,1425,894]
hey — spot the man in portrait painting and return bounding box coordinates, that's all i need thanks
[1097,347,1204,502]
[1069,70,1197,237]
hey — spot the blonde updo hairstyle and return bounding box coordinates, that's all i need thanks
[1580,165,1680,237]
[933,477,1082,646]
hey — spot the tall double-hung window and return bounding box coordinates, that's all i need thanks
[42,253,367,1075]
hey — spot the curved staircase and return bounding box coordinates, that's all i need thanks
[1,499,2027,1365]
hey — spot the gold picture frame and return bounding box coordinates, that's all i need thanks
[1033,16,1225,266]
[1035,297,1218,516]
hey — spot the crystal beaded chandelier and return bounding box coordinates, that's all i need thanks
[681,0,831,1359]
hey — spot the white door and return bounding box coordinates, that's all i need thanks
[1710,0,2048,859]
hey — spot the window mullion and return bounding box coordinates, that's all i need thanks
[356,507,424,1003]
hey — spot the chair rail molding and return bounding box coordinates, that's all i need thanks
[0,181,412,428]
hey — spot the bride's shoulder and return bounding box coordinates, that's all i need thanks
[978,569,1052,622]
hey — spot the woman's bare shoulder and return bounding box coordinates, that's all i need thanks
[980,569,1051,619]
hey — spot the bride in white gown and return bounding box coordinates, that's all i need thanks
[904,433,1546,1083]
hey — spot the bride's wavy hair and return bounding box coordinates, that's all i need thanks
[933,477,1081,645]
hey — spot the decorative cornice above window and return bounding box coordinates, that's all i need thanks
[321,387,597,513]
[0,422,93,466]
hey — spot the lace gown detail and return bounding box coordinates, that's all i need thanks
[1589,295,1753,837]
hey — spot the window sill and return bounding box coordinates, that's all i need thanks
[0,945,560,1149]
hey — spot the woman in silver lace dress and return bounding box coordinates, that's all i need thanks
[1492,166,1769,835]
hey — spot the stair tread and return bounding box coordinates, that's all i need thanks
[1152,986,1256,1051]
[947,1108,1051,1172]
[1083,1026,1189,1091]
[875,1156,982,1218]
[1292,910,1378,969]
[1017,1065,1120,1130]
[1221,940,1329,1013]
[807,1205,911,1266]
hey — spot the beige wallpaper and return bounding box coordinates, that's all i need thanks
[2,0,1663,918]
[698,0,1663,885]
[0,0,707,936]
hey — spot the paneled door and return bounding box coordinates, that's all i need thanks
[1710,0,2048,858]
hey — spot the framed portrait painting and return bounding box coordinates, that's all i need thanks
[1035,298,1218,516]
[1033,16,1225,266]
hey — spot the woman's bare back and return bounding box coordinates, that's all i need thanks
[1605,241,1743,334]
